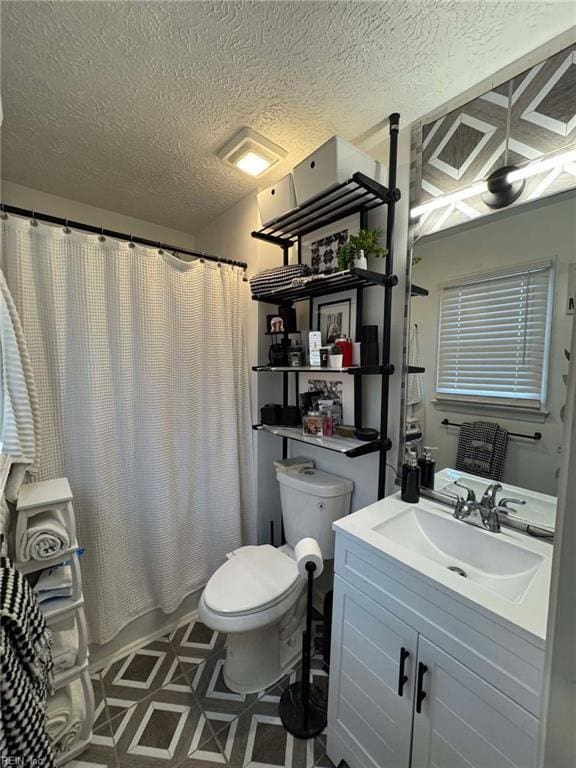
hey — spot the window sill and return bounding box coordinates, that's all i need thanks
[431,398,550,424]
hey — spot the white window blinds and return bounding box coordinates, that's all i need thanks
[436,264,553,408]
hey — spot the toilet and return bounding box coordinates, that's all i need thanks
[199,468,353,693]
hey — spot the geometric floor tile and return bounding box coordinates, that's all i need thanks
[110,684,210,767]
[170,619,225,661]
[88,608,330,768]
[101,637,189,715]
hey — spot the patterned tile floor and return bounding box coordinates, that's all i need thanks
[70,614,334,768]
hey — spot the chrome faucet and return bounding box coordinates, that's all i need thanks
[452,481,526,533]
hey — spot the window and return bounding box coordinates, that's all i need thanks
[436,263,554,409]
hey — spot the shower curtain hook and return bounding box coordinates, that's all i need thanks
[63,218,71,234]
[128,233,135,249]
[30,210,38,227]
[98,226,106,243]
[0,203,7,220]
[158,241,164,255]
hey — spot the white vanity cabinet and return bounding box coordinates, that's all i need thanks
[327,531,544,768]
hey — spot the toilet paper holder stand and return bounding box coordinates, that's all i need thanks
[278,559,327,739]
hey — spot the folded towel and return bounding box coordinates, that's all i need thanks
[46,678,86,753]
[455,421,509,480]
[18,509,71,562]
[34,564,73,605]
[249,264,311,296]
[52,624,79,673]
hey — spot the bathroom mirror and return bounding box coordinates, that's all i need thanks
[404,190,576,532]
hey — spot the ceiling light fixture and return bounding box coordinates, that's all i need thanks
[218,128,287,178]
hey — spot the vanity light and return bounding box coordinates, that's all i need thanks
[411,147,576,219]
[507,148,576,183]
[410,182,487,219]
[218,128,287,178]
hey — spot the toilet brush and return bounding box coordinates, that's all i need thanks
[279,559,327,738]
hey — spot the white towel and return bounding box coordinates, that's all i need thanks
[46,678,86,753]
[52,623,79,673]
[34,564,73,604]
[407,324,424,407]
[18,509,71,562]
[0,270,40,502]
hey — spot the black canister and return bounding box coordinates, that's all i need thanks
[361,325,379,366]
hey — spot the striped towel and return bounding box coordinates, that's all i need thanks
[0,270,40,501]
[249,264,311,296]
[455,421,509,480]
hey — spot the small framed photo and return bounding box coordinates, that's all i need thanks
[313,289,357,344]
[300,214,360,274]
[300,372,354,424]
[266,314,284,333]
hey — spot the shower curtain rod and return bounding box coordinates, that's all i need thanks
[0,204,248,270]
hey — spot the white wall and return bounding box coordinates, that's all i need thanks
[411,192,576,495]
[1,181,198,250]
[195,128,411,545]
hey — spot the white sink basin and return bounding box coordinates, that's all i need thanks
[373,506,544,602]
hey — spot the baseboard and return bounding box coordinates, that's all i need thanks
[89,590,201,672]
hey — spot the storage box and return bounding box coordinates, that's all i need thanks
[293,136,381,205]
[257,174,297,226]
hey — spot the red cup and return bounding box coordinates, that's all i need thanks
[335,338,353,367]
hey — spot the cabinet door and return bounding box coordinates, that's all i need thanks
[327,576,417,768]
[412,637,539,768]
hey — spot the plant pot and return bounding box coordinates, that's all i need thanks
[328,354,344,369]
[354,251,367,270]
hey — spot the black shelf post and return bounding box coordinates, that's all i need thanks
[376,113,400,499]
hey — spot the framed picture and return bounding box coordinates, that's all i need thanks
[300,372,355,424]
[312,289,357,344]
[300,214,361,274]
[266,314,285,333]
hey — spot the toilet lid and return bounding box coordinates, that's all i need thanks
[204,545,300,615]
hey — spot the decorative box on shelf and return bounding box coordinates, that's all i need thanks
[258,173,298,226]
[293,136,382,205]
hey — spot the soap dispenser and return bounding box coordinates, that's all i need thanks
[418,446,437,490]
[401,448,420,504]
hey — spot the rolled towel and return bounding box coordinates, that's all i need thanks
[46,685,72,744]
[19,509,70,561]
[46,679,86,754]
[52,623,79,673]
[57,679,86,754]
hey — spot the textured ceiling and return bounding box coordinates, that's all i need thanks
[1,1,574,234]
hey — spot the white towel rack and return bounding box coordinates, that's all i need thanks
[15,477,95,764]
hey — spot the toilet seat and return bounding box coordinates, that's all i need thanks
[203,545,300,617]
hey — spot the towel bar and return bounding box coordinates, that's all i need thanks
[440,419,542,441]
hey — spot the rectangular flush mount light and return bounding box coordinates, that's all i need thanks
[218,127,287,177]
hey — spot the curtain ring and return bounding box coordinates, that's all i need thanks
[63,219,71,234]
[158,241,164,255]
[128,233,135,249]
[30,211,38,227]
[98,226,106,243]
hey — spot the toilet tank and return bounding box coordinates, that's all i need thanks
[277,469,354,559]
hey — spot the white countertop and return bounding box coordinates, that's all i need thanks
[334,492,552,646]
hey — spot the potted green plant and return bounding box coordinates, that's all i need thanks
[337,228,388,271]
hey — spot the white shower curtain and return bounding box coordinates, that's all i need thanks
[1,215,256,644]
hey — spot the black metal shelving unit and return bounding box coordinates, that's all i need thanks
[251,113,404,501]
